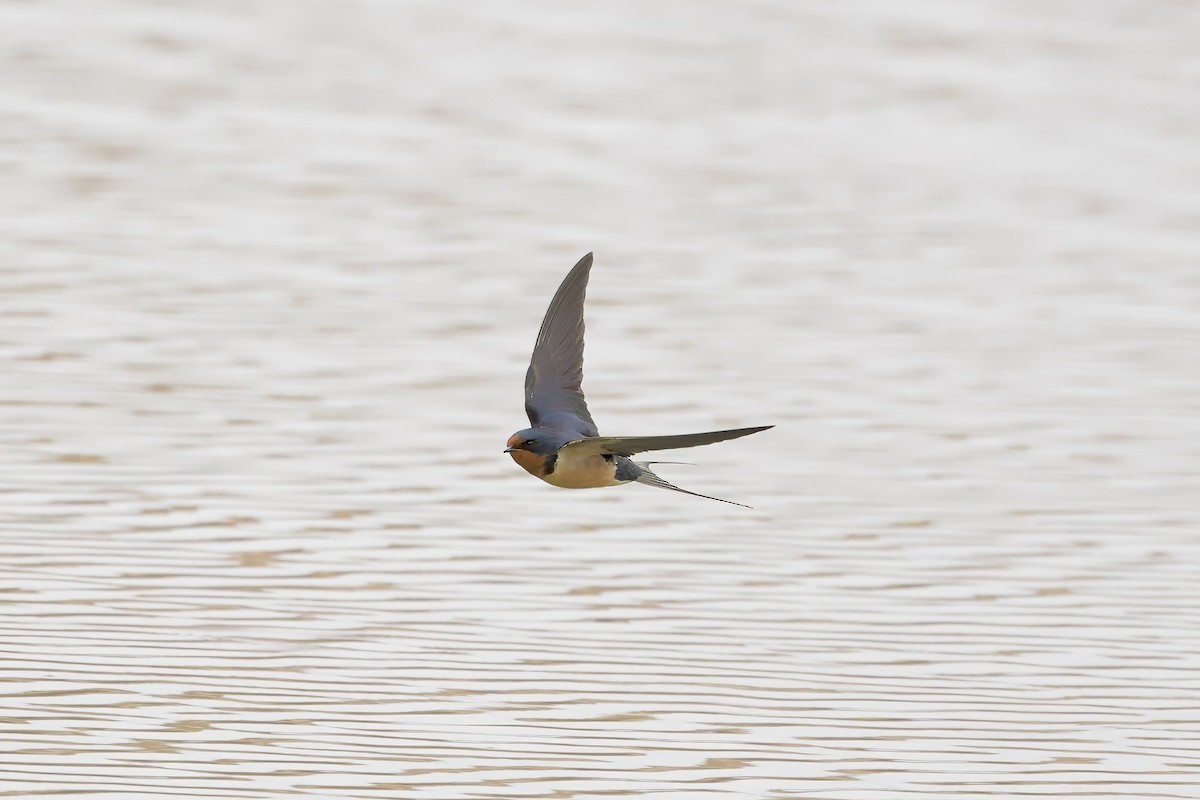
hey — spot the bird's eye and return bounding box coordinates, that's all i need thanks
[523,440,535,448]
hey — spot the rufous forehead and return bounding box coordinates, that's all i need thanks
[506,433,525,448]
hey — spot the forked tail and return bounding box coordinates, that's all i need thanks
[632,463,753,509]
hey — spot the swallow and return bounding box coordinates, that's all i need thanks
[505,252,772,507]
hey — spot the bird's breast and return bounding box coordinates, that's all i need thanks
[542,449,627,489]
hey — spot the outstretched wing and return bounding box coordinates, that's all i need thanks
[524,253,598,436]
[560,425,772,457]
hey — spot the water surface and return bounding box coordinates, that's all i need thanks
[2,1,1199,797]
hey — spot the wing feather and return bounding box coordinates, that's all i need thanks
[524,253,598,436]
[561,425,772,457]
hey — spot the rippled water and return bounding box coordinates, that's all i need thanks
[3,1,1199,797]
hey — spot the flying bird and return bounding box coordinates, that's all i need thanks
[505,253,771,507]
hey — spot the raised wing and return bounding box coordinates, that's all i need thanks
[560,425,773,457]
[524,253,598,436]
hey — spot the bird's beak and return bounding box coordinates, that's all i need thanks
[503,447,515,453]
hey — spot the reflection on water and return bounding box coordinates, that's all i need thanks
[2,0,1199,797]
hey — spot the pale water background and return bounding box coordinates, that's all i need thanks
[2,1,1200,798]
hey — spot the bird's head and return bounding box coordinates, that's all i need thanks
[504,429,555,456]
[505,429,557,476]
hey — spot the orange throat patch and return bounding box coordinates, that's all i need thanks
[509,448,547,477]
